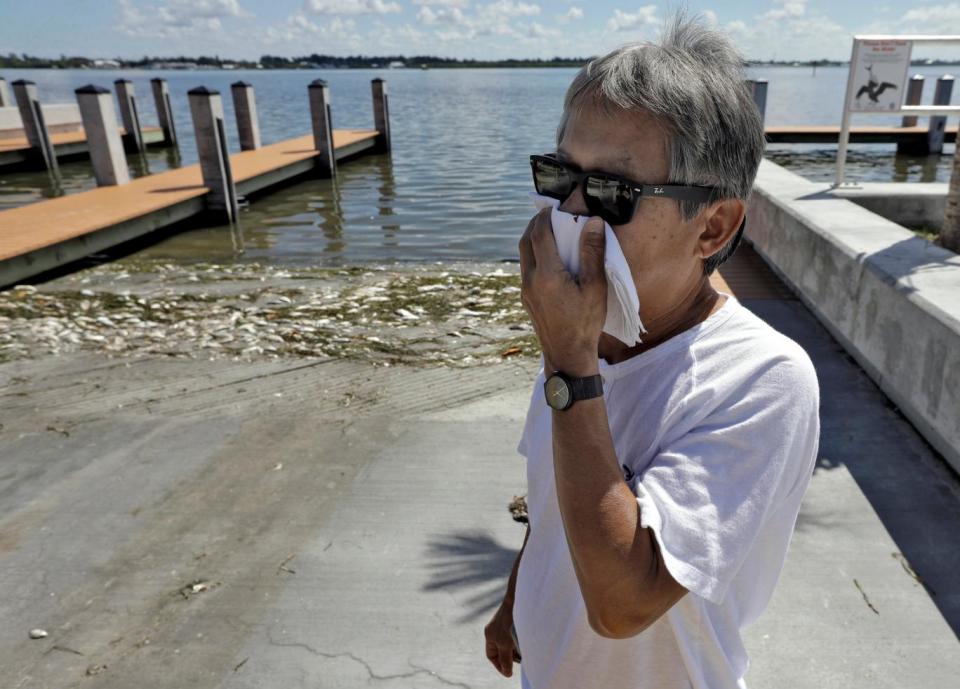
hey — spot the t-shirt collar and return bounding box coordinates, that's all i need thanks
[596,292,740,382]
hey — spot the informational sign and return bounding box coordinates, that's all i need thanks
[847,39,913,112]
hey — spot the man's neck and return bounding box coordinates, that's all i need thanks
[598,278,724,366]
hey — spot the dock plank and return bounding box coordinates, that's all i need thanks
[765,124,958,144]
[0,129,380,265]
[0,126,165,154]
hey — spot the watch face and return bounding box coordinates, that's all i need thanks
[545,374,572,410]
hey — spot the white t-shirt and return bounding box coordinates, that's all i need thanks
[513,294,820,689]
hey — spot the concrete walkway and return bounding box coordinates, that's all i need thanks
[2,282,960,686]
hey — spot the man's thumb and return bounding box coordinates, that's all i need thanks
[579,217,606,285]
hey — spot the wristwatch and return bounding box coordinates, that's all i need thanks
[543,371,604,411]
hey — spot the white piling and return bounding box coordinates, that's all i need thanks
[746,79,768,126]
[150,78,178,149]
[230,81,261,151]
[0,77,10,108]
[371,78,391,153]
[188,86,238,223]
[308,79,335,177]
[928,75,955,155]
[11,79,59,176]
[75,84,130,187]
[114,79,145,153]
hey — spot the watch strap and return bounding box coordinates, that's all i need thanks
[569,373,604,401]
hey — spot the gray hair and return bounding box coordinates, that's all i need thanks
[557,10,765,275]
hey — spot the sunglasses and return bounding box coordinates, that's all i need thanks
[530,153,722,226]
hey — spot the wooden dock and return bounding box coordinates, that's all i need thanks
[765,124,958,144]
[0,126,166,168]
[0,129,380,287]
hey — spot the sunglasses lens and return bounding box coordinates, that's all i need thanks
[532,158,571,199]
[585,176,635,225]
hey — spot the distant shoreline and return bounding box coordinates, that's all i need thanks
[4,55,959,71]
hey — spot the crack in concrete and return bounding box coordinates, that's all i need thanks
[266,630,473,688]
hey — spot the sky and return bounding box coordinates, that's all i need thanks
[1,1,959,62]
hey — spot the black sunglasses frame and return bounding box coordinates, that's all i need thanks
[530,153,723,226]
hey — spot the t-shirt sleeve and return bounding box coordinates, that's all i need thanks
[625,350,820,606]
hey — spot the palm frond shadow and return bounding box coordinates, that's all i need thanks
[421,528,523,624]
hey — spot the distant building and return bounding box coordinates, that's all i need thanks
[388,60,406,69]
[222,63,236,70]
[147,62,198,70]
[93,59,121,69]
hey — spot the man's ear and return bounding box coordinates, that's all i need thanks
[697,198,746,262]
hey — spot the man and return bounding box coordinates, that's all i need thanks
[484,11,820,689]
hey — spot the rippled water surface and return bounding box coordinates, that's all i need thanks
[0,66,955,265]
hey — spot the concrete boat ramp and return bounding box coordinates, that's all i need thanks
[1,254,959,688]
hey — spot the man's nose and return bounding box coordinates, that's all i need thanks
[559,183,590,217]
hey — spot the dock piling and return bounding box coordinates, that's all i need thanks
[897,75,926,155]
[928,75,955,155]
[371,78,391,153]
[188,86,239,223]
[0,77,9,108]
[150,78,178,149]
[11,79,59,176]
[114,79,145,154]
[746,79,768,126]
[900,75,925,128]
[308,79,336,177]
[230,81,261,151]
[75,85,131,187]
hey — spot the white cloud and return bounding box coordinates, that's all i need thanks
[900,2,960,27]
[180,0,248,19]
[261,12,361,48]
[412,0,469,6]
[303,0,401,15]
[559,6,583,22]
[528,22,560,38]
[733,0,847,61]
[759,0,806,22]
[417,6,469,25]
[117,0,251,38]
[414,1,541,40]
[479,0,540,18]
[606,6,657,32]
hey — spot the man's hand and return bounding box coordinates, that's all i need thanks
[518,208,607,377]
[484,601,521,678]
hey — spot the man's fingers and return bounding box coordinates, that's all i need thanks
[518,214,538,287]
[498,645,514,677]
[485,639,503,673]
[529,208,565,276]
[578,216,606,288]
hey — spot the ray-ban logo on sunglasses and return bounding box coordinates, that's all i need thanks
[653,186,665,195]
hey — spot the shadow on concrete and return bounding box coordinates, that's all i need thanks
[746,298,960,639]
[421,528,522,625]
[865,236,958,283]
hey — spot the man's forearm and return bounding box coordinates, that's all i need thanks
[551,395,657,635]
[503,523,531,607]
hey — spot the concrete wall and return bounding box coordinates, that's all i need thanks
[747,159,960,472]
[0,103,84,139]
[831,183,948,232]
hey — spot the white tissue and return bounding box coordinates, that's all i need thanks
[529,192,645,346]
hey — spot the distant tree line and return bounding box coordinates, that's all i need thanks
[1,52,957,70]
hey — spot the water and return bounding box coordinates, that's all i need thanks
[0,66,955,266]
